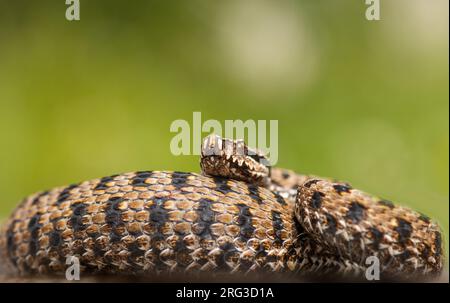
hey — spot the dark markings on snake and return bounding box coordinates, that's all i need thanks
[236,204,255,241]
[127,246,145,271]
[434,232,442,256]
[369,227,383,250]
[171,171,190,190]
[146,197,170,270]
[213,177,232,194]
[325,214,337,235]
[395,218,412,243]
[274,193,287,206]
[151,233,167,269]
[421,245,430,259]
[255,248,269,267]
[194,198,215,238]
[49,231,62,247]
[264,252,278,264]
[418,213,430,223]
[0,159,444,276]
[55,185,76,205]
[271,210,284,246]
[208,241,228,269]
[28,213,42,257]
[247,184,263,204]
[333,184,352,194]
[173,171,188,176]
[97,174,120,187]
[128,225,142,237]
[126,228,146,268]
[135,171,153,179]
[105,196,125,243]
[100,175,115,183]
[134,170,150,175]
[94,176,113,190]
[378,199,395,209]
[303,179,320,188]
[398,250,410,261]
[175,248,192,268]
[345,202,366,223]
[31,190,49,205]
[223,243,240,269]
[130,175,148,187]
[6,219,18,266]
[69,203,87,232]
[310,191,324,209]
[149,198,169,228]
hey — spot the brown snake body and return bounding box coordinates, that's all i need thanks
[0,135,444,279]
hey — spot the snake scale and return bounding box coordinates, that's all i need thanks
[0,135,444,280]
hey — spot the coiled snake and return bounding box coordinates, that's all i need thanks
[0,135,444,280]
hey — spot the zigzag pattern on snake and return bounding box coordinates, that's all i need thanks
[0,135,443,279]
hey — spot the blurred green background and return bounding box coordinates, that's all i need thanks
[0,0,448,260]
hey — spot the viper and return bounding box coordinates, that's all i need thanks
[0,134,443,280]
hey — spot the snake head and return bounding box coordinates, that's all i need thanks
[200,134,270,186]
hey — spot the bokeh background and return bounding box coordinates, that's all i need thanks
[0,0,448,261]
